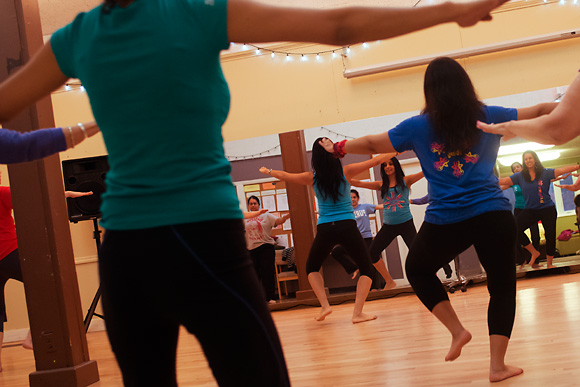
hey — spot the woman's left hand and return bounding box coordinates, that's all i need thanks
[259,167,270,175]
[477,120,516,141]
[319,138,334,153]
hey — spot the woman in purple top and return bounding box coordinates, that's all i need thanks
[320,57,558,382]
[498,150,579,268]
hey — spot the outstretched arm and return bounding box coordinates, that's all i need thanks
[498,176,514,187]
[259,167,313,186]
[405,171,424,187]
[274,213,291,226]
[65,191,93,198]
[343,153,395,181]
[350,179,382,191]
[243,209,269,219]
[554,164,580,178]
[0,42,68,122]
[319,134,397,156]
[478,75,580,144]
[555,180,580,192]
[228,0,508,46]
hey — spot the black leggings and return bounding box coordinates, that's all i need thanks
[514,208,540,249]
[0,249,23,332]
[98,219,289,387]
[331,238,386,289]
[307,220,373,278]
[405,211,517,337]
[369,219,417,264]
[516,206,557,256]
[248,243,276,301]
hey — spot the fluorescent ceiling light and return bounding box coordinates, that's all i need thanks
[498,150,561,166]
[498,142,554,156]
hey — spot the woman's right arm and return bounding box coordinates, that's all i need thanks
[228,0,508,46]
[349,179,381,191]
[478,75,580,144]
[259,167,313,186]
[498,176,514,187]
[0,42,68,122]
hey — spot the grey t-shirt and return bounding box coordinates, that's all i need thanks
[244,213,277,250]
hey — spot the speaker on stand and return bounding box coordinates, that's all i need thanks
[62,155,109,332]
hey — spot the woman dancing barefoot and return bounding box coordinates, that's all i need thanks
[260,150,389,323]
[320,57,559,382]
[351,156,424,288]
[498,151,579,268]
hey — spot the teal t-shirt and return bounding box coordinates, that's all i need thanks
[382,182,413,225]
[50,0,243,230]
[512,184,525,209]
[313,175,355,225]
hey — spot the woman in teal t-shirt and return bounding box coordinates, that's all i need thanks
[260,144,391,323]
[351,156,424,286]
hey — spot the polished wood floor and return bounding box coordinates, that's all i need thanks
[1,272,580,386]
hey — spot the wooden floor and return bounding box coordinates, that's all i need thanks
[2,272,580,386]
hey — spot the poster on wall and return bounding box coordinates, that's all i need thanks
[262,195,277,212]
[277,193,289,211]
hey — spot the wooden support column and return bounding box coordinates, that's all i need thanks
[278,131,319,300]
[0,1,99,386]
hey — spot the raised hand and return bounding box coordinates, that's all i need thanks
[454,0,510,28]
[477,120,516,141]
[319,138,334,153]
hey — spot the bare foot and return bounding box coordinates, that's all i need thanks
[445,329,472,361]
[351,270,359,280]
[315,306,332,321]
[547,264,556,269]
[531,263,541,269]
[383,279,396,290]
[519,263,526,270]
[528,250,540,267]
[352,312,377,324]
[490,364,523,382]
[22,334,33,350]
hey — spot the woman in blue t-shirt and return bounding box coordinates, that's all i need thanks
[260,144,390,323]
[499,151,579,268]
[350,156,424,287]
[320,57,559,383]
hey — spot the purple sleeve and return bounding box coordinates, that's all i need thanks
[411,194,429,205]
[0,127,67,164]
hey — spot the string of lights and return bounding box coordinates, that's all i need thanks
[237,43,358,62]
[226,144,281,161]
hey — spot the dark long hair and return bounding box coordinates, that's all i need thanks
[521,150,545,183]
[247,195,260,206]
[380,157,405,199]
[422,57,484,155]
[312,138,344,203]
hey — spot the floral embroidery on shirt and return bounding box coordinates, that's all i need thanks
[452,161,465,178]
[434,157,449,171]
[431,142,444,155]
[463,152,479,164]
[385,191,405,212]
[538,180,544,204]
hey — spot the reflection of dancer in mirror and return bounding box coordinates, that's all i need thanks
[330,188,386,289]
[260,150,391,323]
[245,195,290,304]
[351,156,424,288]
[0,0,513,382]
[320,57,561,382]
[498,151,579,268]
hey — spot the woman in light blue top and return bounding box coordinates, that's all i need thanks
[351,156,424,287]
[260,144,390,323]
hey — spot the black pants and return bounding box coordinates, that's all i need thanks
[331,238,386,289]
[405,211,517,337]
[0,249,23,332]
[248,243,276,301]
[307,220,373,278]
[516,206,557,256]
[514,208,540,250]
[369,219,417,264]
[98,219,289,387]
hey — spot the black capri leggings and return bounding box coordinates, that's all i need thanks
[98,219,289,387]
[516,206,557,256]
[369,219,417,264]
[306,219,374,278]
[405,211,517,338]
